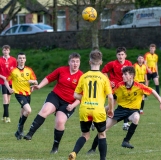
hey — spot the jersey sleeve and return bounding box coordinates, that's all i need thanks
[74,76,83,94]
[46,67,60,83]
[102,61,113,73]
[141,84,153,95]
[105,78,112,95]
[30,68,37,80]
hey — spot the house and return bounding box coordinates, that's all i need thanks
[0,0,135,31]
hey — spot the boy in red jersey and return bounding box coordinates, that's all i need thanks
[68,50,114,160]
[144,44,159,95]
[0,45,17,123]
[102,47,132,131]
[4,52,38,140]
[24,53,83,154]
[87,66,161,152]
[134,55,147,114]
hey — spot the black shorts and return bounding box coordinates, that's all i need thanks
[147,72,157,80]
[15,94,31,108]
[113,105,139,122]
[1,85,12,95]
[80,121,106,133]
[45,91,75,119]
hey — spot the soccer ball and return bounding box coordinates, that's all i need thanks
[82,7,97,22]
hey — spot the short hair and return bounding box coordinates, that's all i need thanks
[2,45,10,50]
[68,52,81,61]
[137,54,144,58]
[89,50,102,65]
[149,44,156,48]
[116,47,126,54]
[17,52,26,57]
[122,66,135,76]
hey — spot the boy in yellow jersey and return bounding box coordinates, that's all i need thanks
[87,66,161,151]
[144,44,159,95]
[134,55,147,114]
[4,52,38,140]
[68,50,114,160]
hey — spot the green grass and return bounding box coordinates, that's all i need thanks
[0,86,161,160]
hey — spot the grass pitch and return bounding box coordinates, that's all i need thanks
[0,86,161,160]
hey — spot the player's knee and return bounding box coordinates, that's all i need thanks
[132,113,140,124]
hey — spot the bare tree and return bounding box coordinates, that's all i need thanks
[0,0,21,32]
[0,0,52,33]
[58,0,134,50]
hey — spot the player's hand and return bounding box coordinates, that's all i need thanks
[147,69,152,74]
[107,110,114,118]
[30,85,39,92]
[66,104,74,111]
[9,88,14,94]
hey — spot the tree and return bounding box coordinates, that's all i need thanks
[0,0,51,33]
[0,0,21,32]
[58,0,134,50]
[135,0,161,8]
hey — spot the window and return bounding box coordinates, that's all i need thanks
[121,13,134,25]
[5,26,18,35]
[57,10,66,31]
[12,14,25,25]
[18,26,32,33]
[100,9,111,29]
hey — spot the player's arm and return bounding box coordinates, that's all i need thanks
[151,89,161,109]
[107,93,114,118]
[66,99,80,111]
[28,80,38,85]
[4,79,14,94]
[155,62,159,77]
[31,77,48,90]
[144,74,148,86]
[74,92,82,100]
[0,74,6,80]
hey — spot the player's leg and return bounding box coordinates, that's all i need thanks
[68,121,91,160]
[24,92,57,141]
[51,102,76,154]
[153,73,160,95]
[97,121,107,160]
[140,95,145,114]
[15,95,31,140]
[87,118,117,154]
[1,85,11,123]
[122,111,140,149]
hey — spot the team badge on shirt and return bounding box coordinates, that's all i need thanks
[72,79,77,84]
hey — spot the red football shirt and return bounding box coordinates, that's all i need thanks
[46,66,83,104]
[102,60,132,87]
[0,56,17,85]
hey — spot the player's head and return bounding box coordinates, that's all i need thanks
[149,43,156,54]
[68,52,81,73]
[89,49,102,65]
[122,66,135,82]
[116,47,127,63]
[137,55,144,64]
[17,52,26,66]
[2,45,10,56]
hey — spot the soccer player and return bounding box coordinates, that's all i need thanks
[102,47,132,131]
[4,52,38,140]
[134,55,147,114]
[23,53,83,154]
[68,50,114,160]
[0,45,17,123]
[87,66,161,153]
[144,44,159,95]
